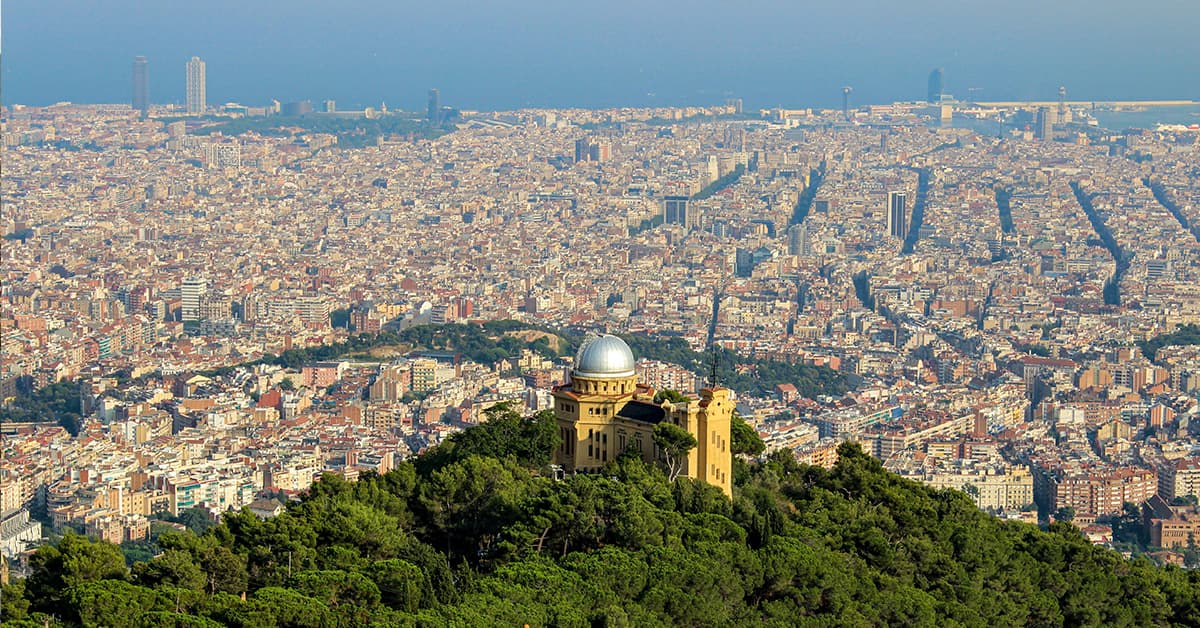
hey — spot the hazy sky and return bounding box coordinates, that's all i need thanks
[3,0,1198,110]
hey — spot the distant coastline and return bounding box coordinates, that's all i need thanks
[4,98,1198,134]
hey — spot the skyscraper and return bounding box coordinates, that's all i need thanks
[927,68,944,103]
[186,57,206,115]
[132,56,149,116]
[575,138,612,163]
[1036,107,1056,142]
[427,88,440,123]
[181,277,207,322]
[887,191,908,240]
[663,196,692,229]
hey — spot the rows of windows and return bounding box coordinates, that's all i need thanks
[574,379,634,395]
[586,428,609,462]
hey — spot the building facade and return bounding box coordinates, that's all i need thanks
[927,68,944,103]
[663,196,692,229]
[552,335,733,496]
[186,56,206,115]
[132,56,149,115]
[887,191,907,240]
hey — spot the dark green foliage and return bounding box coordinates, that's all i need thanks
[1139,323,1200,362]
[186,114,446,148]
[368,559,425,612]
[653,423,698,482]
[16,432,1200,626]
[200,321,848,401]
[64,580,171,627]
[653,388,692,403]
[0,378,83,434]
[152,506,216,535]
[617,333,847,398]
[329,307,351,329]
[1,579,32,622]
[416,402,560,473]
[26,531,129,608]
[730,412,766,456]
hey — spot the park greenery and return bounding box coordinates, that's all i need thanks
[1139,323,1200,362]
[185,114,448,149]
[0,379,83,434]
[199,321,848,401]
[5,404,1199,627]
[4,321,845,430]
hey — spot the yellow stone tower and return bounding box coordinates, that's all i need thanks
[551,334,732,496]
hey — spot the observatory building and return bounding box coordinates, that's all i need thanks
[552,334,733,496]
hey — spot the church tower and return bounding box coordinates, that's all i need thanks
[552,334,733,496]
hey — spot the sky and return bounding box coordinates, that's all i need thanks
[3,0,1198,111]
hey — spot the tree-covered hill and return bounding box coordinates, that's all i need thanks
[5,406,1197,627]
[204,320,849,400]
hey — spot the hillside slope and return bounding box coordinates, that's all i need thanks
[4,407,1198,627]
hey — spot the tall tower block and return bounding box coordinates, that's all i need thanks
[132,56,149,116]
[927,68,944,103]
[185,56,206,115]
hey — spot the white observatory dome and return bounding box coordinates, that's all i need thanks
[573,334,636,378]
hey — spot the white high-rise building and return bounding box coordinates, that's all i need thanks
[181,276,207,322]
[186,56,206,115]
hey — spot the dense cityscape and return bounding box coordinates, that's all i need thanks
[3,51,1200,622]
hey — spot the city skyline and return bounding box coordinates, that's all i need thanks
[3,0,1199,110]
[11,51,1199,117]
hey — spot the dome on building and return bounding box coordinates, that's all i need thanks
[573,334,636,379]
